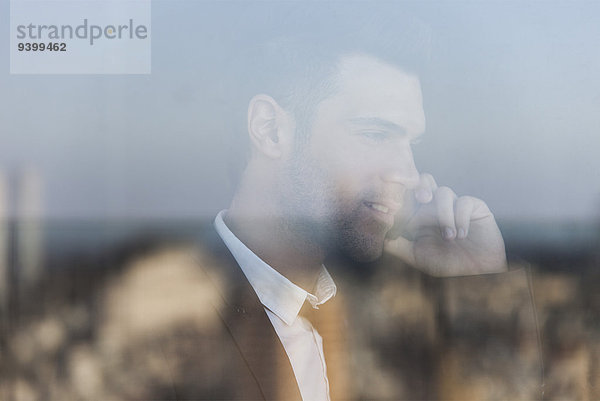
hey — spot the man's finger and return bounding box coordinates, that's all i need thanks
[454,196,476,239]
[434,186,457,240]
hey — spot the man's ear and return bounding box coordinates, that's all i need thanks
[247,94,292,159]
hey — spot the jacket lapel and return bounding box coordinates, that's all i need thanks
[197,228,303,401]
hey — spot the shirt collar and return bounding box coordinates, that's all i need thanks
[214,210,337,325]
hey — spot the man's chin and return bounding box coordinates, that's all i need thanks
[336,232,386,263]
[325,238,384,281]
[347,246,384,263]
[332,210,390,262]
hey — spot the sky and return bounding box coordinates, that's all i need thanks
[1,1,599,222]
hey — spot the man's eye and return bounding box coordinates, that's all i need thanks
[360,131,388,141]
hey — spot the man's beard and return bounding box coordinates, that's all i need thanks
[282,143,392,263]
[332,202,390,262]
[278,202,390,263]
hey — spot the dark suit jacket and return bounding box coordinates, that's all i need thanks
[185,228,304,400]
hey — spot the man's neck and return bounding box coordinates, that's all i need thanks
[224,205,326,293]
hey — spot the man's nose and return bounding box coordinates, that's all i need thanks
[379,150,420,189]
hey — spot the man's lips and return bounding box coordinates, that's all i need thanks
[363,201,400,226]
[363,201,400,215]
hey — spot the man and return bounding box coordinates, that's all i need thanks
[208,46,508,399]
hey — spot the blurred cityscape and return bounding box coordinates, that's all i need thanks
[0,169,599,400]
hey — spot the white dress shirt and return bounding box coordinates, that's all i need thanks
[214,210,337,401]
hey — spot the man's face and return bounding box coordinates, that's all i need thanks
[281,54,426,261]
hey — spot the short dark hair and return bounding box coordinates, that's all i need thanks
[223,3,432,188]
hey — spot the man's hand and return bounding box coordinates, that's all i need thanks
[384,173,507,277]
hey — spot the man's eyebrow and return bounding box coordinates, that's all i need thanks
[346,117,407,135]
